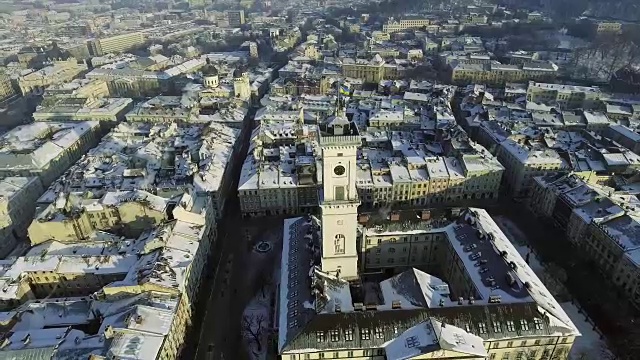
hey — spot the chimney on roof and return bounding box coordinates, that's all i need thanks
[468,296,475,305]
[458,297,464,305]
[390,211,400,221]
[354,302,364,311]
[358,214,370,224]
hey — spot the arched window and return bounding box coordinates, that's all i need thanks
[334,234,345,255]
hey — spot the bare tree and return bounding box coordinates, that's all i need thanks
[242,313,267,353]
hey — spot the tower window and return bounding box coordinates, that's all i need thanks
[334,234,345,255]
[334,165,346,176]
[335,186,345,201]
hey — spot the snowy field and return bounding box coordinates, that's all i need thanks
[492,215,613,360]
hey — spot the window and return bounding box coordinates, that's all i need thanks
[329,330,340,342]
[347,351,353,357]
[541,349,551,359]
[360,328,370,340]
[506,320,515,332]
[319,353,325,359]
[478,322,486,333]
[388,248,396,253]
[520,319,529,331]
[561,337,567,343]
[335,186,345,200]
[334,234,345,255]
[493,322,502,333]
[534,318,544,330]
[507,341,513,347]
[333,352,339,359]
[316,331,325,342]
[501,352,510,360]
[304,355,310,360]
[344,329,353,341]
[374,327,384,339]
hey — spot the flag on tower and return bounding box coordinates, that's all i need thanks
[339,83,350,96]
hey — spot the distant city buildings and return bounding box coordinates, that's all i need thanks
[0,3,640,360]
[226,10,246,27]
[87,32,145,57]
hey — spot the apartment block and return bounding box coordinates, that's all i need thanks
[382,17,431,33]
[226,10,246,27]
[496,139,566,197]
[87,32,145,56]
[451,61,558,85]
[525,82,602,110]
[33,97,133,124]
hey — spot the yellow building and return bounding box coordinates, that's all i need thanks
[341,55,386,84]
[451,62,558,85]
[0,73,15,101]
[44,78,110,99]
[596,22,622,34]
[383,17,431,33]
[17,60,88,95]
[28,190,170,245]
[88,32,145,56]
[525,82,602,110]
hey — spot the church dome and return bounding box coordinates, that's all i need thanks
[233,66,245,78]
[201,58,218,76]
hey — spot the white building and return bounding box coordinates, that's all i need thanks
[497,139,566,197]
[35,121,241,220]
[0,121,102,187]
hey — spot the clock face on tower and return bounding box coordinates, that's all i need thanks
[333,165,346,176]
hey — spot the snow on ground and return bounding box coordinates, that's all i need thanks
[242,292,271,360]
[561,302,614,360]
[493,216,543,274]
